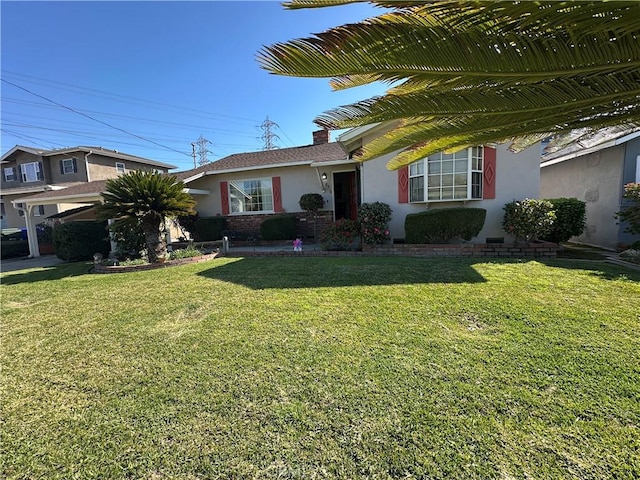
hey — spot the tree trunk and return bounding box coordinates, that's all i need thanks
[142,217,166,263]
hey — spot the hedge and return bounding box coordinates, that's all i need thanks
[542,198,587,243]
[405,208,487,244]
[53,221,111,261]
[1,240,30,259]
[193,217,227,241]
[260,215,297,241]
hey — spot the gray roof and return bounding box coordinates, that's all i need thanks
[175,142,349,181]
[1,145,177,170]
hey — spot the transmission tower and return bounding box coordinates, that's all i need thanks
[192,134,212,166]
[259,116,280,150]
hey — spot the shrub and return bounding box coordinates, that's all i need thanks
[358,202,392,245]
[616,183,640,235]
[405,208,486,244]
[260,215,297,241]
[36,224,54,244]
[1,240,29,259]
[169,244,203,260]
[299,193,324,212]
[53,221,111,261]
[109,220,146,259]
[541,198,587,243]
[175,213,200,240]
[192,217,227,241]
[503,199,556,243]
[321,218,360,250]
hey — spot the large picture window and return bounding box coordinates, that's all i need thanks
[229,178,273,213]
[20,162,43,183]
[409,147,483,202]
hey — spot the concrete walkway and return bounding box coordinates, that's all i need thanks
[0,255,65,273]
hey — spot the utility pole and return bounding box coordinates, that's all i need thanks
[259,116,280,150]
[192,134,212,166]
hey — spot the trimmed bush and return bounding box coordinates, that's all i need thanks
[321,218,360,250]
[192,217,227,241]
[542,197,587,243]
[1,240,30,259]
[260,215,297,241]
[358,202,392,245]
[503,199,556,243]
[617,182,640,235]
[405,208,486,244]
[53,221,110,261]
[299,193,324,212]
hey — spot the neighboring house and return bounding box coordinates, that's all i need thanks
[2,145,176,256]
[178,126,541,243]
[540,128,640,250]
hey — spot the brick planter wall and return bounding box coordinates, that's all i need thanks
[362,242,558,258]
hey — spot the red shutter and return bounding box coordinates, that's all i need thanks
[483,146,496,199]
[272,176,283,212]
[220,181,229,215]
[398,166,409,203]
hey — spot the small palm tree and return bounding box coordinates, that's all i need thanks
[96,171,196,263]
[259,1,640,169]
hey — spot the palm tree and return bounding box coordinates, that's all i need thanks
[96,171,196,263]
[259,1,640,169]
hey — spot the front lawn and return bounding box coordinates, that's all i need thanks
[1,257,638,479]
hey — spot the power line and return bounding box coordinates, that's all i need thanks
[1,78,192,158]
[2,70,261,125]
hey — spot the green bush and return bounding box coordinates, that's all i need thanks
[53,221,110,261]
[405,208,486,244]
[616,182,640,235]
[542,197,587,243]
[109,220,146,259]
[260,215,297,241]
[503,199,556,243]
[358,202,392,245]
[192,217,227,241]
[176,213,199,240]
[299,193,324,212]
[320,219,361,250]
[169,245,203,260]
[1,240,29,259]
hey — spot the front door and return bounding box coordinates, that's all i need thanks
[333,171,358,220]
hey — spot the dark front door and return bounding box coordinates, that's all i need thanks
[333,171,358,220]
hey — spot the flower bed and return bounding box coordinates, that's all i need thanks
[93,252,218,274]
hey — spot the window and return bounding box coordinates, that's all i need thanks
[17,202,25,217]
[20,162,43,183]
[61,158,77,174]
[116,162,126,174]
[229,178,273,213]
[33,205,45,216]
[409,147,483,202]
[4,167,16,182]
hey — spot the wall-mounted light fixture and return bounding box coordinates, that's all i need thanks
[321,172,328,181]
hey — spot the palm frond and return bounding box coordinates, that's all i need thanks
[261,1,640,168]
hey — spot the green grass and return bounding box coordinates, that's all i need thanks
[1,257,639,479]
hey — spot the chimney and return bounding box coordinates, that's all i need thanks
[312,129,330,145]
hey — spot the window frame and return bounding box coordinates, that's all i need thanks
[115,162,126,174]
[408,147,483,203]
[33,205,45,216]
[4,167,16,182]
[61,158,77,175]
[228,177,274,214]
[20,162,43,183]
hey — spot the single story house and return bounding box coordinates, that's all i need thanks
[540,128,640,250]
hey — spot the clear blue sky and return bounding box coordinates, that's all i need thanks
[1,1,386,171]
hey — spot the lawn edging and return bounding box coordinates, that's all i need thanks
[93,252,219,273]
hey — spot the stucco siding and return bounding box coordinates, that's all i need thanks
[87,154,165,181]
[361,143,541,242]
[540,145,624,249]
[188,165,340,218]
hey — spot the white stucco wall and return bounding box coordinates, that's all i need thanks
[540,145,624,250]
[360,143,541,242]
[187,165,338,217]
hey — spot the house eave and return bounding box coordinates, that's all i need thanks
[541,130,640,168]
